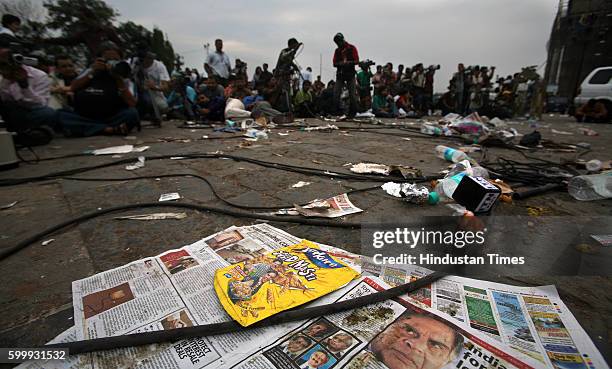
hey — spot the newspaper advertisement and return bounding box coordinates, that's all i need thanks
[18,224,607,369]
[229,276,543,369]
[274,193,363,218]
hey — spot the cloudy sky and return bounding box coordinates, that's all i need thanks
[104,0,559,92]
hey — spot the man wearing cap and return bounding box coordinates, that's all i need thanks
[332,33,359,118]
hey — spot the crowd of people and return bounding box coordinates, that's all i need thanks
[0,13,603,146]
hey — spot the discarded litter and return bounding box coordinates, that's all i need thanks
[302,124,338,131]
[590,234,612,247]
[568,172,612,201]
[158,192,181,202]
[115,213,188,220]
[291,181,311,188]
[578,127,598,136]
[551,129,573,135]
[452,176,501,213]
[277,132,289,136]
[435,145,470,163]
[214,240,359,327]
[585,159,602,172]
[244,128,268,140]
[519,131,542,147]
[275,193,362,218]
[125,156,145,171]
[350,163,423,178]
[90,145,150,155]
[41,239,55,246]
[0,201,18,210]
[381,182,431,204]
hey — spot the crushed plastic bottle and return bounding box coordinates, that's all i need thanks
[434,160,489,201]
[421,123,442,136]
[568,172,612,201]
[245,128,268,140]
[435,145,470,163]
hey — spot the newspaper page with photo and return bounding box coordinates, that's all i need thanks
[229,275,543,369]
[355,260,608,369]
[274,193,363,218]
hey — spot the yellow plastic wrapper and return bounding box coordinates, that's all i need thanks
[214,240,359,326]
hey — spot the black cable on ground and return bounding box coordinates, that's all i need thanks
[0,202,363,262]
[46,271,445,354]
[63,173,382,210]
[0,152,442,187]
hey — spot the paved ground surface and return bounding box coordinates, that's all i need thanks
[0,114,610,363]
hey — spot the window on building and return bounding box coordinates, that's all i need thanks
[588,69,612,84]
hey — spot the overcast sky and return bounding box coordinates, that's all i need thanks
[105,0,559,92]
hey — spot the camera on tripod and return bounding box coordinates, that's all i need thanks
[428,64,441,71]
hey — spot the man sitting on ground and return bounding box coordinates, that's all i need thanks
[372,86,398,118]
[575,99,608,123]
[199,76,225,100]
[48,55,77,110]
[60,41,139,136]
[293,80,314,117]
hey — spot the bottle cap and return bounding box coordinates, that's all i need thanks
[428,191,439,205]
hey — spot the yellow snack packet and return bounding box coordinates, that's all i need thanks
[214,240,359,326]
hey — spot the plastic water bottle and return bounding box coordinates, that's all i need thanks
[568,173,612,201]
[421,124,442,136]
[435,145,469,163]
[435,173,466,199]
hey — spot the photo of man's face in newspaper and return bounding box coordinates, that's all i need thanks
[205,230,244,250]
[370,311,464,369]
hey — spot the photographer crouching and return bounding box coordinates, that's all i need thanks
[58,41,139,136]
[0,36,58,146]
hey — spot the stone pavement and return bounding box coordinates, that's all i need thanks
[0,115,610,361]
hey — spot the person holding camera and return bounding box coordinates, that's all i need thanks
[274,37,302,112]
[0,40,58,145]
[332,33,359,117]
[58,41,139,136]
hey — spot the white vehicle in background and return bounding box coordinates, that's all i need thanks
[573,66,612,122]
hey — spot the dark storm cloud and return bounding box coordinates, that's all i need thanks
[106,0,558,91]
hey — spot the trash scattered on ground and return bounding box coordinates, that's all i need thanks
[585,159,602,172]
[125,156,145,171]
[568,172,612,201]
[519,131,542,147]
[551,129,573,135]
[381,182,431,204]
[435,145,471,163]
[90,145,150,155]
[245,128,269,140]
[576,142,591,149]
[451,176,501,213]
[401,137,411,141]
[291,181,311,188]
[312,159,323,164]
[355,110,375,118]
[590,234,612,247]
[158,192,181,202]
[350,163,423,178]
[526,206,552,216]
[115,213,188,220]
[275,193,362,218]
[446,203,473,216]
[277,132,289,136]
[578,127,598,136]
[0,201,17,210]
[302,124,338,131]
[41,239,55,246]
[214,240,359,327]
[488,179,514,202]
[170,156,186,160]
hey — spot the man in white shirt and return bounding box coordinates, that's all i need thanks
[138,52,170,123]
[204,39,231,86]
[300,66,313,89]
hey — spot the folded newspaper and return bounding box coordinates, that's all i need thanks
[17,224,608,369]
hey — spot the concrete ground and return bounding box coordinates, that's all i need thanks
[0,114,610,362]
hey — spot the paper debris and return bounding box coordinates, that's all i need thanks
[275,193,362,218]
[578,128,598,136]
[350,163,390,175]
[159,192,181,202]
[278,132,289,136]
[41,239,55,246]
[115,213,188,220]
[291,181,311,188]
[303,124,338,131]
[125,156,145,171]
[590,235,612,247]
[381,182,429,204]
[91,145,150,155]
[402,137,412,141]
[0,201,18,210]
[551,129,573,135]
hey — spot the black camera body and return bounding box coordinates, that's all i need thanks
[105,60,132,78]
[428,64,441,71]
[359,59,375,69]
[12,54,38,67]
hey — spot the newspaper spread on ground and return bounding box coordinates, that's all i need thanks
[17,224,608,369]
[357,260,609,369]
[274,193,363,218]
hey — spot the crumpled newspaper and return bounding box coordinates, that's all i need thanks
[381,182,429,204]
[125,156,145,171]
[350,163,423,178]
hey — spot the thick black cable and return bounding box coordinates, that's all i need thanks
[45,271,445,355]
[0,202,362,261]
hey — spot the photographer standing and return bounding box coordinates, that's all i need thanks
[59,41,139,136]
[332,33,359,117]
[411,63,426,114]
[274,38,302,112]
